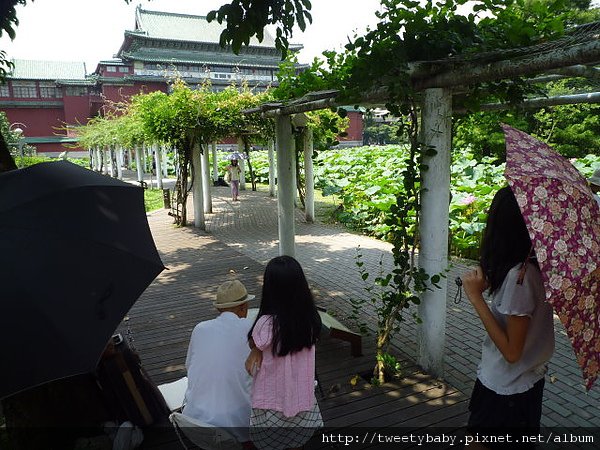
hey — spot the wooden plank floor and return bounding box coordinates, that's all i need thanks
[122,212,469,449]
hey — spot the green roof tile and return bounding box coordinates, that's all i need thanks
[135,7,281,49]
[10,59,87,80]
[23,136,79,144]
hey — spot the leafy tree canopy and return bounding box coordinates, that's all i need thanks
[206,0,312,56]
[273,0,597,113]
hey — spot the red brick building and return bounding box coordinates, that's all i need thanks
[0,6,362,155]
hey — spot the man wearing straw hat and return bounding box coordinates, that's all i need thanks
[183,280,255,445]
[589,167,600,207]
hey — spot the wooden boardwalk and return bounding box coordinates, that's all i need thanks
[122,211,470,449]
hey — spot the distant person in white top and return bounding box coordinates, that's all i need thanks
[183,280,255,445]
[225,158,242,201]
[588,167,600,207]
[461,186,554,449]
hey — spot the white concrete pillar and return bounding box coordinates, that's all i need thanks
[162,145,169,178]
[154,144,163,190]
[417,87,452,378]
[275,115,295,257]
[291,136,297,206]
[104,147,111,176]
[146,145,154,188]
[92,147,99,171]
[201,143,212,214]
[192,142,206,230]
[141,144,147,174]
[211,142,218,182]
[268,140,276,197]
[116,147,123,180]
[303,128,315,223]
[239,158,247,190]
[126,148,133,170]
[237,137,246,190]
[134,145,144,185]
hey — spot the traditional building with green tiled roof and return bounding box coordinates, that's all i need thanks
[0,59,92,154]
[96,6,306,94]
[0,6,362,155]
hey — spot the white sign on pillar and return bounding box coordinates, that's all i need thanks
[417,87,452,378]
[275,115,296,257]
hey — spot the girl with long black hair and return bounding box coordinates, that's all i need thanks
[246,255,323,450]
[461,186,555,448]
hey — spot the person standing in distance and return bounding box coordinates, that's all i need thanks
[226,158,242,201]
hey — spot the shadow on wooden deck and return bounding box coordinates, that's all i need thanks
[124,216,469,449]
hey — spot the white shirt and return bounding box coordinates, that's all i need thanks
[183,312,253,442]
[477,263,555,395]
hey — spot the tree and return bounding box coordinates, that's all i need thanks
[206,0,312,56]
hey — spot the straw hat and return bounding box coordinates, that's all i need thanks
[589,168,600,187]
[214,280,255,309]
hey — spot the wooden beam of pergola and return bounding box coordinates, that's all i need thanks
[244,93,340,117]
[454,91,600,114]
[244,41,600,118]
[412,40,600,91]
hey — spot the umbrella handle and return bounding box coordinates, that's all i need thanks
[516,244,536,285]
[453,277,463,304]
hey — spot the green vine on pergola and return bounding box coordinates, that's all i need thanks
[243,0,600,382]
[76,79,277,225]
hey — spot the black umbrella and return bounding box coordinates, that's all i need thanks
[0,161,165,399]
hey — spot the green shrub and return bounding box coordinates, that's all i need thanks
[15,156,90,169]
[144,189,164,212]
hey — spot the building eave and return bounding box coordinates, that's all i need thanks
[121,51,285,69]
[125,32,285,54]
[23,136,79,144]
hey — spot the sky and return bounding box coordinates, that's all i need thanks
[0,0,382,73]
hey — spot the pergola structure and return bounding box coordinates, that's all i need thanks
[230,21,600,378]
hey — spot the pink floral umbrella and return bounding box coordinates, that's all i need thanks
[503,125,600,390]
